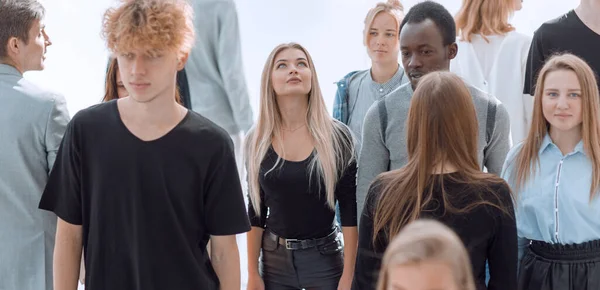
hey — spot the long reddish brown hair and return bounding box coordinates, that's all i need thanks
[102,57,182,104]
[511,54,600,200]
[372,71,512,243]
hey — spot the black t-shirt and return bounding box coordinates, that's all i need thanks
[524,10,600,94]
[247,130,357,239]
[38,100,250,290]
[353,173,517,290]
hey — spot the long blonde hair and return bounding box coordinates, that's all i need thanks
[376,219,476,290]
[245,43,354,215]
[455,0,515,42]
[511,53,600,200]
[373,72,512,243]
[363,0,404,45]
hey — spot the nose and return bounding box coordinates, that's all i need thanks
[43,30,52,47]
[130,56,147,76]
[408,55,422,69]
[556,95,570,109]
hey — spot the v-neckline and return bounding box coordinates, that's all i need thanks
[113,100,190,143]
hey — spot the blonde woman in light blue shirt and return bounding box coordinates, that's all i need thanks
[502,53,600,290]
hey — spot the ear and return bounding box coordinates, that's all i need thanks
[447,42,458,60]
[6,37,21,57]
[177,52,189,71]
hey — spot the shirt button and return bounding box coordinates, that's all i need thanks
[379,88,383,92]
[340,84,344,87]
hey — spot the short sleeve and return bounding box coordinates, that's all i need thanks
[38,117,82,225]
[203,135,251,235]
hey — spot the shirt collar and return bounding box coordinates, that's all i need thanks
[368,64,404,97]
[539,133,586,156]
[0,64,23,77]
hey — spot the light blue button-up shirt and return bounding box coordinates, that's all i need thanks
[502,134,600,263]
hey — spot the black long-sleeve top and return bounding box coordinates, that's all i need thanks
[353,173,517,290]
[247,145,357,239]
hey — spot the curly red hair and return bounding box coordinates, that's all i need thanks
[102,0,194,55]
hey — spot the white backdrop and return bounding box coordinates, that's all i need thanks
[29,0,580,118]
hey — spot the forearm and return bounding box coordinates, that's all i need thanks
[341,226,358,274]
[247,227,264,276]
[210,235,242,290]
[54,219,82,290]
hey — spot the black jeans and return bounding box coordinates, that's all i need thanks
[260,230,344,290]
[519,240,600,290]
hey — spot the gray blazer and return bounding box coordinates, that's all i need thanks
[0,63,70,290]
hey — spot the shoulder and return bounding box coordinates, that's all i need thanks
[505,141,526,168]
[184,110,234,145]
[534,11,573,39]
[338,69,368,86]
[506,31,533,47]
[384,82,413,103]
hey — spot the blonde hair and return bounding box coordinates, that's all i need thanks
[245,43,355,215]
[363,0,404,45]
[455,0,515,42]
[377,219,476,290]
[511,53,600,200]
[102,0,195,55]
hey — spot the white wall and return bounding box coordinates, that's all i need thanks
[27,0,580,117]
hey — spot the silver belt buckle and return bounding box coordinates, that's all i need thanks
[285,239,298,250]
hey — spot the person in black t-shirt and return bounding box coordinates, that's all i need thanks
[38,1,250,290]
[524,0,600,95]
[245,43,358,290]
[353,71,517,290]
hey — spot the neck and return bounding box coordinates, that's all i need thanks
[276,94,309,130]
[122,90,182,125]
[576,0,600,31]
[370,62,399,84]
[549,126,582,155]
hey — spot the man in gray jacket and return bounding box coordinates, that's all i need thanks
[186,0,253,175]
[357,1,512,219]
[0,1,69,289]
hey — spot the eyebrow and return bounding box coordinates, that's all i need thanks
[275,58,308,63]
[544,88,582,91]
[370,28,397,32]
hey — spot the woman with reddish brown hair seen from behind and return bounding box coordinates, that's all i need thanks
[354,71,517,290]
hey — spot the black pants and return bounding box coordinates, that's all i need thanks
[260,230,344,290]
[519,240,600,290]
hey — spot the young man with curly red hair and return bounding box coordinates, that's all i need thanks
[38,1,250,289]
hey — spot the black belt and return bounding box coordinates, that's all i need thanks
[266,228,339,250]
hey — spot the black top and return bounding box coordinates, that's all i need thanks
[353,173,517,290]
[248,132,357,239]
[524,10,600,94]
[38,101,250,290]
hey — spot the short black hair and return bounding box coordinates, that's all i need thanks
[400,1,456,46]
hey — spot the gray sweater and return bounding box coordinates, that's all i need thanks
[356,82,512,218]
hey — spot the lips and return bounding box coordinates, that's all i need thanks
[408,72,424,80]
[130,83,150,89]
[287,77,301,83]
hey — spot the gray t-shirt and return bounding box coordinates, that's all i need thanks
[356,82,512,219]
[346,66,406,152]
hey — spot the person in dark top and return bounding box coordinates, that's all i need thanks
[353,72,517,290]
[524,0,600,95]
[245,43,358,290]
[38,1,250,290]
